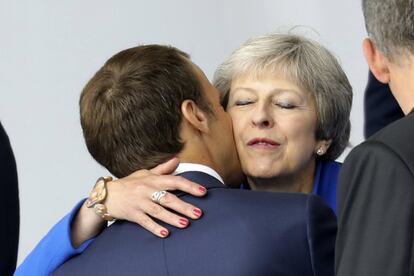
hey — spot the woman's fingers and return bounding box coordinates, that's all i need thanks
[131,212,170,238]
[146,175,207,197]
[130,158,207,197]
[149,157,180,175]
[124,171,207,197]
[155,192,203,220]
[103,167,208,237]
[127,197,198,238]
[106,179,203,223]
[143,201,191,228]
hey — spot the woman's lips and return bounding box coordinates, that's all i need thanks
[247,138,280,149]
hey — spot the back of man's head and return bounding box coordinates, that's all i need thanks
[362,0,414,60]
[80,45,212,177]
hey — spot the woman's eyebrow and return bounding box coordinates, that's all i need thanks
[232,87,300,95]
[231,87,256,93]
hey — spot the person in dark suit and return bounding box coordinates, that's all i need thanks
[48,44,335,276]
[0,122,19,276]
[336,0,414,275]
[364,71,403,138]
[55,175,335,276]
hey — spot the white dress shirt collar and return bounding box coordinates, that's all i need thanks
[172,163,225,185]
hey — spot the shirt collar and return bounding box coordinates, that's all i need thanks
[173,163,225,185]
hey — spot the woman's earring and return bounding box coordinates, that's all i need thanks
[316,147,325,156]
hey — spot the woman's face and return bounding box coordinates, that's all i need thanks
[227,70,322,181]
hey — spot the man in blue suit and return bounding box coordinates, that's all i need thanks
[53,44,336,276]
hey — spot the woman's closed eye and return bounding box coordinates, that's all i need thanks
[235,100,254,106]
[275,101,296,109]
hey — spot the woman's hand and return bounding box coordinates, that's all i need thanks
[105,157,207,237]
[71,157,207,247]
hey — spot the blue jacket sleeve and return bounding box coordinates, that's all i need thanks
[15,200,95,276]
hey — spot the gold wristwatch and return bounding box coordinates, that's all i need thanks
[85,176,115,221]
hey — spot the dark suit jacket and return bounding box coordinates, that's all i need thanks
[54,171,336,276]
[364,71,404,138]
[0,122,19,276]
[336,111,414,275]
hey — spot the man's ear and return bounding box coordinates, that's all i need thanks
[181,100,210,133]
[362,38,390,84]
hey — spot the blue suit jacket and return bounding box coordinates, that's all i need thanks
[54,171,336,276]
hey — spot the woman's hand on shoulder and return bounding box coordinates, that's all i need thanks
[105,157,207,237]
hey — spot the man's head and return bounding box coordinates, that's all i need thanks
[362,0,414,114]
[80,45,241,184]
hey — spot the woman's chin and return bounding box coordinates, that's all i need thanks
[245,168,280,180]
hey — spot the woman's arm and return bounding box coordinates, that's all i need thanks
[16,158,206,276]
[71,157,206,246]
[15,200,92,276]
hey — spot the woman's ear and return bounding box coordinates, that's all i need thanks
[362,38,391,84]
[181,100,210,133]
[315,139,332,156]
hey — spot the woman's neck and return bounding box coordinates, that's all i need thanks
[247,159,316,194]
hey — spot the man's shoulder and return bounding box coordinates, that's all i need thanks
[352,113,414,173]
[199,187,311,208]
[370,112,414,145]
[340,115,414,197]
[178,170,332,216]
[201,188,336,225]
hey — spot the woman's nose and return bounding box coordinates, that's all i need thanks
[251,104,274,128]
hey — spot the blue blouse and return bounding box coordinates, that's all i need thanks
[311,160,341,214]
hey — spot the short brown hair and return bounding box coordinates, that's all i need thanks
[80,45,212,177]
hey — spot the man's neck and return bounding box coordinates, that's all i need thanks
[177,144,224,181]
[388,54,414,114]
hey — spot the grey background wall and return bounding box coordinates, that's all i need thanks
[0,0,367,263]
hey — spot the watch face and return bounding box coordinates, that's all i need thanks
[85,178,107,208]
